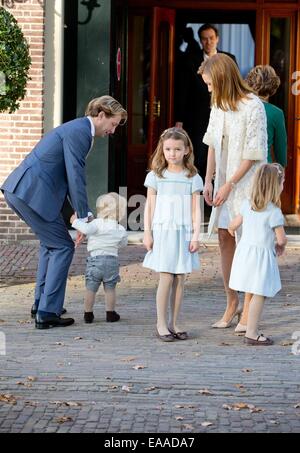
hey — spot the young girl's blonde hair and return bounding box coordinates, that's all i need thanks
[96,192,127,222]
[251,163,284,211]
[149,127,198,178]
[198,53,253,111]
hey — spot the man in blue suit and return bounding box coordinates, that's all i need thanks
[1,96,127,329]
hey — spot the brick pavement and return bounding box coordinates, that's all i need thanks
[0,241,300,433]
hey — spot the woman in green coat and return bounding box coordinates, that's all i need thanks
[246,65,287,167]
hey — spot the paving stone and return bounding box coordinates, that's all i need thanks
[0,243,300,432]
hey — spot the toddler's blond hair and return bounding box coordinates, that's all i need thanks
[96,192,127,222]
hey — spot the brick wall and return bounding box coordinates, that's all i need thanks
[0,0,45,241]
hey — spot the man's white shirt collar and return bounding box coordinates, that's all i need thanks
[203,50,218,60]
[87,116,95,137]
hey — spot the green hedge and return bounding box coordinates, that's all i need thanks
[0,7,31,113]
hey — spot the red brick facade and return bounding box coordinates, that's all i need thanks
[0,0,45,240]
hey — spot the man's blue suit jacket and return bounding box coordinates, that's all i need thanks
[1,117,93,221]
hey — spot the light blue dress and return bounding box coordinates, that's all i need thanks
[143,169,203,274]
[229,199,284,297]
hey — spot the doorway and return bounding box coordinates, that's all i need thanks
[127,7,256,198]
[126,4,299,216]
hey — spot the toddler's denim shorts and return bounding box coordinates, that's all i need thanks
[85,255,121,292]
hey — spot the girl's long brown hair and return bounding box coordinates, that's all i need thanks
[198,53,253,111]
[250,163,284,211]
[149,127,198,178]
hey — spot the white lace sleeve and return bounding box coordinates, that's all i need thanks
[242,99,267,161]
[202,107,215,148]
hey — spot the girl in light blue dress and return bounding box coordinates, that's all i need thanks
[229,163,287,346]
[143,127,203,342]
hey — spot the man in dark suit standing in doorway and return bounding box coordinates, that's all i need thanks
[175,23,237,181]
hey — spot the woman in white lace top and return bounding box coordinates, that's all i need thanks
[198,54,267,329]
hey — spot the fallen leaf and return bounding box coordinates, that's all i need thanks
[294,403,300,408]
[250,406,264,413]
[183,424,194,430]
[201,421,213,427]
[132,364,147,370]
[121,356,137,362]
[241,368,253,373]
[50,400,81,407]
[198,388,214,395]
[233,403,251,410]
[0,394,17,405]
[50,401,64,406]
[74,337,83,341]
[280,340,294,346]
[27,376,37,382]
[222,404,232,410]
[175,416,184,421]
[223,402,264,413]
[0,319,5,323]
[65,401,81,407]
[121,385,132,392]
[24,401,39,407]
[55,416,73,424]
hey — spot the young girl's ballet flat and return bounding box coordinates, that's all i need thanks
[169,329,188,340]
[156,329,175,342]
[244,335,274,346]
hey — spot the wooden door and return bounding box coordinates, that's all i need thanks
[127,7,175,204]
[147,7,175,159]
[261,9,299,213]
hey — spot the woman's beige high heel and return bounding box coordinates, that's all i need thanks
[211,305,242,328]
[234,322,247,333]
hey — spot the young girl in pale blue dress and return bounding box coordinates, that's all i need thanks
[143,127,203,342]
[229,163,287,345]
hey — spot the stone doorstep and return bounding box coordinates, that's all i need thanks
[284,214,300,227]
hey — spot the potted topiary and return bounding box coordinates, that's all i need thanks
[0,7,31,113]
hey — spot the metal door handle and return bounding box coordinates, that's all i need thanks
[153,100,161,117]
